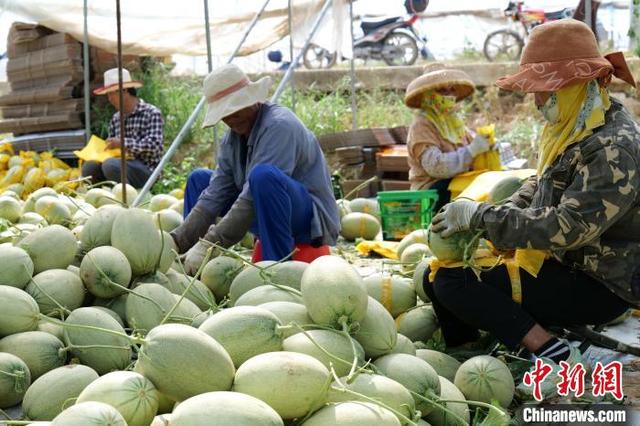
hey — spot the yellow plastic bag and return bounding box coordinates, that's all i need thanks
[0,165,25,188]
[356,240,400,260]
[0,143,13,155]
[23,167,46,194]
[0,154,10,172]
[471,124,502,172]
[452,169,536,202]
[74,135,121,163]
[45,168,70,187]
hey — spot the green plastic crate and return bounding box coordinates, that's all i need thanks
[377,190,439,241]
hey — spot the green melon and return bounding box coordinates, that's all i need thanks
[488,176,524,204]
[158,231,177,274]
[34,196,71,226]
[400,243,431,272]
[84,188,117,208]
[327,372,415,424]
[416,349,461,383]
[336,199,352,219]
[258,301,312,338]
[93,294,128,326]
[0,195,21,222]
[79,205,124,252]
[340,212,381,241]
[235,285,303,306]
[135,324,235,402]
[19,212,47,226]
[131,270,170,289]
[149,194,179,212]
[111,183,137,206]
[390,333,417,355]
[0,286,40,337]
[0,331,66,379]
[301,256,368,328]
[80,246,132,298]
[50,401,126,426]
[413,259,430,302]
[303,401,400,426]
[373,353,441,416]
[427,227,478,263]
[0,352,31,408]
[454,355,514,408]
[0,245,34,289]
[397,229,430,259]
[154,209,183,232]
[201,256,245,300]
[228,261,306,304]
[22,364,99,421]
[23,188,57,213]
[395,305,439,343]
[353,297,397,358]
[199,306,283,368]
[425,376,470,426]
[111,208,162,276]
[364,274,416,317]
[77,371,159,426]
[349,198,379,217]
[233,351,330,419]
[18,225,77,273]
[63,307,132,375]
[163,269,216,310]
[37,319,65,341]
[283,329,365,377]
[170,200,184,215]
[170,294,202,322]
[156,391,176,415]
[125,283,182,332]
[92,307,125,327]
[25,269,85,317]
[169,391,283,426]
[71,203,97,227]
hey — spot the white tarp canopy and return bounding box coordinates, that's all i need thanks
[0,0,350,57]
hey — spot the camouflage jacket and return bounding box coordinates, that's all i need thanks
[471,99,640,306]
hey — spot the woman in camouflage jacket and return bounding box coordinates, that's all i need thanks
[424,19,639,376]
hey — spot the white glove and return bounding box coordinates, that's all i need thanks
[183,240,215,276]
[431,200,481,238]
[467,135,490,158]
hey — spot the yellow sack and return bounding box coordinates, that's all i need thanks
[20,150,40,166]
[23,167,46,194]
[356,240,400,260]
[45,168,70,186]
[0,165,25,189]
[471,124,502,172]
[452,169,536,202]
[74,135,121,163]
[0,154,10,172]
[0,143,13,155]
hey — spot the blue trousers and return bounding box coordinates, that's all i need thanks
[184,165,314,261]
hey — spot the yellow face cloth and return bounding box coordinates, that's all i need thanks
[421,91,467,144]
[537,80,611,174]
[74,135,122,163]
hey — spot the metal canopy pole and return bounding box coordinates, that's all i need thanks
[83,0,91,141]
[288,0,295,112]
[203,0,218,147]
[348,0,357,130]
[271,0,332,102]
[115,0,127,203]
[132,0,272,207]
[585,0,592,32]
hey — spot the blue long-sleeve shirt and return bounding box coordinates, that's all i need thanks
[195,102,340,246]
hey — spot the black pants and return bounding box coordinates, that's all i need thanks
[423,260,629,349]
[429,178,452,213]
[82,158,152,189]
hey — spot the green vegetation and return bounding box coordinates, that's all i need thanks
[631,0,640,57]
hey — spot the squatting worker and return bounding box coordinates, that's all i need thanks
[405,63,492,211]
[83,68,164,188]
[170,64,339,274]
[425,19,638,395]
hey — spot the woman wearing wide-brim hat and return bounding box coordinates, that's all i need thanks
[425,19,639,399]
[405,63,491,211]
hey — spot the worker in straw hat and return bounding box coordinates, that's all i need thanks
[82,68,164,188]
[404,63,492,211]
[425,19,638,399]
[170,64,339,274]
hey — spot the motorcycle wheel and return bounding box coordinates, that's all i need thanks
[381,32,418,66]
[302,43,337,69]
[483,29,524,62]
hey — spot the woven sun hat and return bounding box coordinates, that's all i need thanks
[404,63,475,108]
[201,64,272,128]
[496,19,636,93]
[93,68,143,95]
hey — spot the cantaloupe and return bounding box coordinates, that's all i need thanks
[397,229,429,259]
[349,198,379,217]
[390,333,416,355]
[413,259,430,302]
[0,244,34,289]
[425,376,470,426]
[302,401,400,426]
[25,269,85,316]
[18,225,77,273]
[50,401,126,426]
[0,195,21,222]
[340,212,381,241]
[427,227,478,263]
[454,355,514,408]
[234,285,303,306]
[258,301,312,338]
[353,297,397,358]
[364,274,416,317]
[0,286,40,337]
[79,205,124,252]
[395,305,439,343]
[111,208,163,276]
[149,194,179,212]
[233,351,330,419]
[416,349,461,382]
[487,176,523,204]
[154,209,183,232]
[201,256,244,300]
[400,243,431,271]
[162,269,215,310]
[0,331,66,379]
[80,246,131,298]
[0,352,31,408]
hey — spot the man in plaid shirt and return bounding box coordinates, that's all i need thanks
[82,68,164,188]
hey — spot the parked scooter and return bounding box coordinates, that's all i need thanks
[303,1,433,69]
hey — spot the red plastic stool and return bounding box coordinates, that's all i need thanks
[251,240,330,263]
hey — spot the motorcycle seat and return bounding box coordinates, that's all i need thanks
[360,16,401,33]
[544,8,572,21]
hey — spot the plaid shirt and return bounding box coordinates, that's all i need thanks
[108,99,164,170]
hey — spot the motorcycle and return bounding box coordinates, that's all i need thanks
[303,14,433,69]
[483,1,573,62]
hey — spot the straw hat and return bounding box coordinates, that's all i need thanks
[93,68,143,95]
[404,63,475,108]
[201,64,272,128]
[497,19,636,93]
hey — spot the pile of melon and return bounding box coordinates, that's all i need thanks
[0,183,517,426]
[337,197,382,241]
